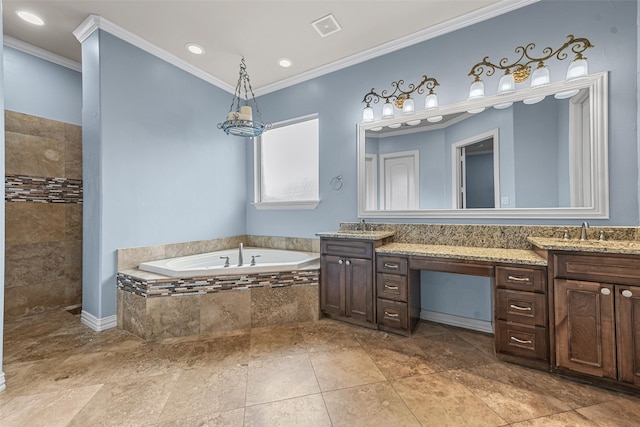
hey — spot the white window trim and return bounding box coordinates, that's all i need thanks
[253,113,320,210]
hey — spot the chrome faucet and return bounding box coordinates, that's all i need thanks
[238,243,244,266]
[580,221,589,241]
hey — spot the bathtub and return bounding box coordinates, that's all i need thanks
[138,247,320,278]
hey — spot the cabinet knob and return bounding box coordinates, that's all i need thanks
[338,259,343,265]
[600,288,611,295]
[345,260,351,266]
[622,289,633,298]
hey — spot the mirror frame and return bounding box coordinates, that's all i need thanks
[357,72,608,219]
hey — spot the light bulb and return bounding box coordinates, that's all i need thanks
[424,93,439,109]
[427,115,443,123]
[523,96,545,105]
[388,123,401,129]
[402,98,415,114]
[494,102,513,110]
[554,89,579,100]
[382,102,394,119]
[497,73,515,95]
[362,106,374,122]
[406,120,421,126]
[467,107,486,114]
[468,80,485,99]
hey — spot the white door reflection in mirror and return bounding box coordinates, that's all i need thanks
[380,150,419,210]
[364,154,378,210]
[452,129,500,209]
[569,89,591,207]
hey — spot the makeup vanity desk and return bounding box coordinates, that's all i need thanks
[318,232,549,370]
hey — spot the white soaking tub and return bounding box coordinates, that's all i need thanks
[138,247,319,278]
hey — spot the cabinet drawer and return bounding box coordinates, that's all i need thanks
[377,299,408,332]
[377,256,407,275]
[496,289,546,326]
[496,321,548,361]
[496,266,546,293]
[321,239,372,259]
[377,273,408,301]
[554,253,640,286]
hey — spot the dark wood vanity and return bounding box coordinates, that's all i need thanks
[319,231,640,394]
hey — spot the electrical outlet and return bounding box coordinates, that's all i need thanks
[501,196,509,205]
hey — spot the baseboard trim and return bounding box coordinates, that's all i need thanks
[81,310,117,332]
[420,310,494,334]
[0,372,6,392]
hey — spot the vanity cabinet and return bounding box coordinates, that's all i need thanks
[376,255,420,336]
[552,252,640,388]
[494,265,549,368]
[320,238,376,326]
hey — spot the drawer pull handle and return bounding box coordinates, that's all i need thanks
[600,288,611,296]
[384,263,399,269]
[345,260,351,266]
[338,259,343,265]
[384,285,399,290]
[510,304,532,311]
[384,311,399,318]
[510,336,532,344]
[622,290,633,298]
[507,275,530,282]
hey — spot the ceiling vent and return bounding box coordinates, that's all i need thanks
[311,14,342,38]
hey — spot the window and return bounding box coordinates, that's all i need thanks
[254,114,319,209]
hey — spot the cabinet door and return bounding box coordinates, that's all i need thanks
[345,258,373,322]
[554,279,616,379]
[616,285,640,386]
[320,255,345,316]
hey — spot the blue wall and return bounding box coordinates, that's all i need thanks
[3,46,81,125]
[81,31,247,319]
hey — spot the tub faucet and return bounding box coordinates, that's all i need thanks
[580,221,589,241]
[238,243,244,266]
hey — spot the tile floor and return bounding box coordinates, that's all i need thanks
[1,309,640,426]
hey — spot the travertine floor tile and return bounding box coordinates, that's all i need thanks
[249,324,307,360]
[246,353,320,406]
[509,410,599,426]
[576,397,640,427]
[359,339,437,380]
[67,372,180,427]
[411,332,496,371]
[323,382,421,427]
[0,384,102,427]
[392,373,506,426]
[445,363,572,423]
[150,408,245,427]
[244,394,331,427]
[157,366,247,422]
[300,319,363,352]
[310,346,386,391]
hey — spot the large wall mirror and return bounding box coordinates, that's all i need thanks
[357,72,608,219]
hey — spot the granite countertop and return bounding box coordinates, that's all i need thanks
[316,230,396,240]
[377,242,547,266]
[528,237,640,255]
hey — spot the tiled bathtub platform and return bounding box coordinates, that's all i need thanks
[116,269,320,341]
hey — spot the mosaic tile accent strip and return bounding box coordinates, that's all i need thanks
[117,269,320,298]
[6,175,83,204]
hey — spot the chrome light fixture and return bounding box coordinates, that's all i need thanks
[467,35,593,108]
[361,74,440,123]
[218,57,271,137]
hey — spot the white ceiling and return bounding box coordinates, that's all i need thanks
[3,1,535,94]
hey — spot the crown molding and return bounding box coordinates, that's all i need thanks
[3,36,81,72]
[73,14,235,93]
[254,0,539,96]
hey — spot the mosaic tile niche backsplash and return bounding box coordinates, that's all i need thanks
[4,110,83,319]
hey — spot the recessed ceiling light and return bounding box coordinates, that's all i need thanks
[278,58,293,68]
[185,43,205,55]
[17,10,44,26]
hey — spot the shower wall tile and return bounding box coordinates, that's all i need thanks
[64,123,83,180]
[5,241,66,288]
[5,110,65,140]
[4,110,83,320]
[5,132,66,177]
[5,203,66,246]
